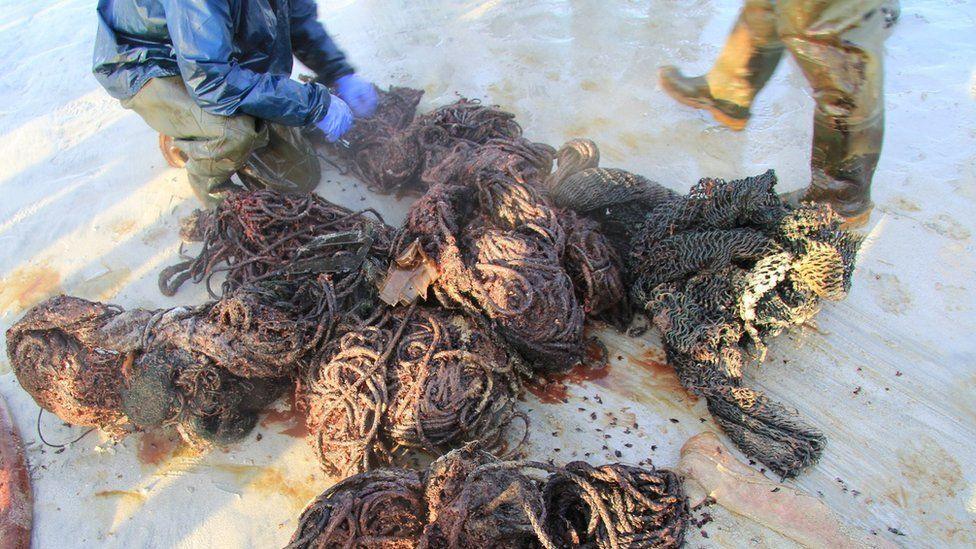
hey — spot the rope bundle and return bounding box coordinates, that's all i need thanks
[159,189,395,358]
[322,90,627,370]
[382,132,624,371]
[288,445,688,549]
[325,89,523,195]
[298,306,525,477]
[5,291,299,445]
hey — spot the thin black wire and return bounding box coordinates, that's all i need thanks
[36,408,95,448]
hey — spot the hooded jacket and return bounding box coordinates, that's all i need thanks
[93,0,354,126]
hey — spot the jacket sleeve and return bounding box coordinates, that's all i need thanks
[161,0,331,126]
[290,0,355,84]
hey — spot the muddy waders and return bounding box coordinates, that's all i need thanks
[123,77,322,208]
[660,0,889,227]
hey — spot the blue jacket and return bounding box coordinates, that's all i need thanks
[93,0,354,126]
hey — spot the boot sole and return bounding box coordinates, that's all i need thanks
[839,208,872,231]
[659,70,749,132]
[781,187,873,231]
[159,134,188,169]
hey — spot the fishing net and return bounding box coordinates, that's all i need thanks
[159,189,394,353]
[5,291,303,445]
[288,444,688,549]
[298,305,526,477]
[549,141,862,478]
[547,139,678,258]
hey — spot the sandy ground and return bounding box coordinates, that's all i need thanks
[0,0,974,547]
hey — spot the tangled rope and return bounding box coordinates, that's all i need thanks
[298,305,526,477]
[344,128,619,372]
[325,88,524,195]
[159,189,394,355]
[288,444,688,549]
[396,142,587,370]
[287,468,426,548]
[323,86,427,194]
[5,291,304,445]
[563,211,629,322]
[550,141,862,478]
[320,89,628,370]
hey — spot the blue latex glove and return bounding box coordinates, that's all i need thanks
[335,74,378,118]
[316,94,354,142]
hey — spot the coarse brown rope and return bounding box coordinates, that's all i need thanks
[298,305,526,477]
[6,292,295,446]
[288,445,688,548]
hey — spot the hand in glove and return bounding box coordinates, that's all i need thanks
[316,95,354,142]
[335,74,378,118]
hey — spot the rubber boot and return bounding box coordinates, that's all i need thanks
[782,112,882,230]
[159,133,187,169]
[658,68,751,131]
[237,124,322,195]
[777,0,886,230]
[167,122,322,208]
[660,0,784,131]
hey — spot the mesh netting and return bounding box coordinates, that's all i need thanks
[298,305,526,477]
[287,444,688,549]
[5,291,301,445]
[550,142,862,478]
[547,139,679,257]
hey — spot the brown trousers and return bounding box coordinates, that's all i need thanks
[122,77,321,207]
[708,0,886,216]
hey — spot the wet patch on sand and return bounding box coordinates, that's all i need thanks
[924,214,971,241]
[0,264,62,316]
[867,271,913,315]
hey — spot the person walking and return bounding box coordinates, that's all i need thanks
[659,0,898,228]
